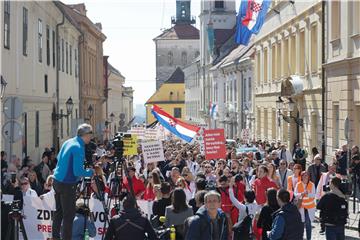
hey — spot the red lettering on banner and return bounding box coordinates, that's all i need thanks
[37,224,52,233]
[98,227,107,235]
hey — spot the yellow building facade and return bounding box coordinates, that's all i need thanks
[146,68,185,123]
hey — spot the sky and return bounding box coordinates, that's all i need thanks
[62,0,206,106]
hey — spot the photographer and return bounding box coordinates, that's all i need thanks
[52,124,94,240]
[72,201,96,240]
[104,195,158,240]
[316,177,348,240]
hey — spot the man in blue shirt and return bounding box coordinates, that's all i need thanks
[52,124,94,240]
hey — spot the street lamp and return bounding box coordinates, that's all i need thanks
[288,98,295,112]
[110,112,115,122]
[1,75,7,99]
[87,105,94,119]
[65,97,74,115]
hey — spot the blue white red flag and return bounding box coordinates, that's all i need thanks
[235,0,271,45]
[209,102,218,119]
[151,105,200,142]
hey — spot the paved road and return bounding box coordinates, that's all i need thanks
[309,221,359,239]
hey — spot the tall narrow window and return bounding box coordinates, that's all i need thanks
[283,38,289,76]
[353,1,360,34]
[35,111,39,147]
[38,19,43,62]
[272,109,276,139]
[214,1,224,9]
[44,75,48,93]
[331,1,340,40]
[46,26,50,65]
[248,78,252,102]
[22,7,28,56]
[61,39,64,72]
[271,45,276,80]
[52,31,55,68]
[277,42,281,77]
[311,112,318,148]
[257,109,261,137]
[333,105,339,148]
[264,48,268,83]
[256,52,261,85]
[290,34,296,74]
[264,109,268,138]
[174,108,182,118]
[181,51,187,65]
[66,42,68,73]
[299,30,305,75]
[4,0,10,49]
[311,24,318,73]
[75,49,78,77]
[168,51,173,66]
[70,45,72,75]
[355,106,360,145]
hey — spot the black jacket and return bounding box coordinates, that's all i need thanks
[104,208,158,240]
[316,192,348,226]
[272,203,303,240]
[257,205,279,240]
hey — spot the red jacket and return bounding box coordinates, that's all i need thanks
[218,185,244,225]
[123,176,145,197]
[253,177,278,205]
[143,185,155,201]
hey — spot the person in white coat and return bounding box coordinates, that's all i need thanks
[276,160,293,189]
[277,144,293,164]
[294,171,316,240]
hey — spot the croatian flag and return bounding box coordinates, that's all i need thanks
[151,105,200,142]
[209,102,218,119]
[235,0,271,45]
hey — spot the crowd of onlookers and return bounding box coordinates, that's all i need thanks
[1,138,360,240]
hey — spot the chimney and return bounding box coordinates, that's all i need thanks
[68,3,87,16]
[95,23,102,30]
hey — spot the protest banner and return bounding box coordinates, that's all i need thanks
[203,129,226,160]
[128,127,145,139]
[141,140,165,163]
[123,134,138,156]
[22,195,107,240]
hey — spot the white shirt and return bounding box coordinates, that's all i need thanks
[23,188,38,197]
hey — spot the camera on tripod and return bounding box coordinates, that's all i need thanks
[85,141,97,168]
[111,132,131,161]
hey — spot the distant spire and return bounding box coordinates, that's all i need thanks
[172,0,195,25]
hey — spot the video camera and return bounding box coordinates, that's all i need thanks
[84,140,97,168]
[323,179,352,195]
[110,132,131,161]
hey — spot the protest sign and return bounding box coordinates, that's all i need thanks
[141,140,165,163]
[203,129,226,160]
[123,135,138,156]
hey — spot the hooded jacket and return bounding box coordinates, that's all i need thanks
[268,203,303,240]
[185,206,228,240]
[104,208,158,240]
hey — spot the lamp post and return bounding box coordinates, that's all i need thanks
[52,97,74,120]
[276,97,284,127]
[87,105,94,120]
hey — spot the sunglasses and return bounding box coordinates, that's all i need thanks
[21,182,29,185]
[280,163,286,165]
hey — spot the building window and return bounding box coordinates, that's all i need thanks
[264,48,268,83]
[290,34,296,74]
[264,109,268,138]
[174,108,182,118]
[333,104,339,148]
[271,45,276,80]
[256,52,260,85]
[60,109,64,139]
[44,75,48,93]
[311,112,318,149]
[355,106,360,144]
[66,42,68,74]
[331,1,340,40]
[168,51,173,66]
[272,109,276,139]
[75,49,78,77]
[299,30,305,75]
[181,51,187,65]
[35,111,39,147]
[311,24,318,73]
[52,31,55,68]
[257,109,261,137]
[214,1,224,9]
[277,42,281,77]
[248,77,252,102]
[46,26,50,65]
[22,7,28,56]
[38,19,43,62]
[353,1,360,34]
[75,108,78,119]
[70,45,72,75]
[283,38,289,76]
[195,51,200,58]
[4,0,10,49]
[61,39,64,72]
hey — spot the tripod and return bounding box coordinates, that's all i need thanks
[5,208,28,240]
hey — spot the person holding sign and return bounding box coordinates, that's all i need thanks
[52,124,94,240]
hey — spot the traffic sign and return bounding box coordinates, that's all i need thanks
[2,120,22,143]
[3,97,23,119]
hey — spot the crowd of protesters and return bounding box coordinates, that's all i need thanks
[1,134,360,240]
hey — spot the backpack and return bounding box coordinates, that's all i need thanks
[232,206,253,240]
[183,215,208,239]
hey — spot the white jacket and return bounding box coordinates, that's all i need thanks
[277,149,293,163]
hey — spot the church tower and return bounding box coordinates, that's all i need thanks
[172,0,196,25]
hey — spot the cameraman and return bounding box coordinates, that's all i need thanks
[316,177,348,240]
[52,124,94,240]
[72,201,96,240]
[104,195,158,240]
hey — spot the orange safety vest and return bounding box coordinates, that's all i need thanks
[296,181,316,209]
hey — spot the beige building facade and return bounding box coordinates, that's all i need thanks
[254,0,323,153]
[324,1,360,159]
[1,1,81,161]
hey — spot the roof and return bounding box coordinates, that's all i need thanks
[214,28,235,48]
[108,63,125,79]
[154,24,199,40]
[55,1,106,41]
[164,67,184,84]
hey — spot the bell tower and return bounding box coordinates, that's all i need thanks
[172,0,196,25]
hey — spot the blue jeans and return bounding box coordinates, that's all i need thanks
[325,225,345,240]
[304,209,312,240]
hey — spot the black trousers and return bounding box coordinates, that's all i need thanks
[52,179,77,240]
